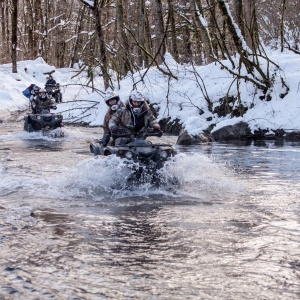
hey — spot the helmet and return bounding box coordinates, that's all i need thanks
[33,86,40,93]
[39,88,47,100]
[104,91,120,110]
[129,90,145,114]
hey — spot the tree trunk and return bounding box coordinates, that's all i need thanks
[11,0,18,73]
[217,0,245,54]
[235,0,245,38]
[208,0,219,57]
[136,0,146,67]
[280,0,286,52]
[116,0,131,76]
[182,24,193,63]
[93,0,110,89]
[0,0,7,60]
[193,0,215,62]
[70,5,86,67]
[167,0,179,62]
[38,0,48,59]
[152,0,166,64]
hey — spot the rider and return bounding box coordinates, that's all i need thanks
[29,86,40,113]
[101,91,124,146]
[108,90,161,144]
[45,75,56,87]
[32,88,56,114]
[45,75,57,95]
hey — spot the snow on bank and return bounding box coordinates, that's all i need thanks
[1,51,300,134]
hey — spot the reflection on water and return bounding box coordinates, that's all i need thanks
[0,123,300,299]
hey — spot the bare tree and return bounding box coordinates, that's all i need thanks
[116,0,131,76]
[151,0,166,64]
[79,0,110,89]
[11,0,18,73]
[280,0,286,52]
[234,0,245,38]
[167,0,179,62]
[70,4,86,67]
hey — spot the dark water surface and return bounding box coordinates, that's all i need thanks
[0,121,299,300]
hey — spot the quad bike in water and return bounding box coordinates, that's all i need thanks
[24,107,64,137]
[90,128,176,184]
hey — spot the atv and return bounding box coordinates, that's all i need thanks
[45,83,62,103]
[24,108,64,137]
[90,129,176,184]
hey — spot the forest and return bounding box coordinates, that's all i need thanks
[1,0,299,99]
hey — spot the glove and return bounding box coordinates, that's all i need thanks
[51,106,57,110]
[111,126,119,133]
[152,126,162,137]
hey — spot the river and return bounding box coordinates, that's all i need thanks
[0,119,299,300]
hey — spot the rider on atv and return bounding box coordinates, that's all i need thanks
[101,91,124,146]
[45,75,56,87]
[29,86,40,113]
[32,88,57,114]
[108,90,161,145]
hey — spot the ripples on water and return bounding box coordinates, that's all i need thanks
[0,126,300,299]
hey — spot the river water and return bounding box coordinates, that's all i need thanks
[0,119,299,300]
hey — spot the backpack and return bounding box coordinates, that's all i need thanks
[22,84,35,99]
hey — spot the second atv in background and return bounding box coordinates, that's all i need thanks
[45,75,62,103]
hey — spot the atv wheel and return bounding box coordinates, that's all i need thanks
[24,117,29,131]
[90,143,101,156]
[55,93,62,103]
[24,118,34,132]
[28,124,34,132]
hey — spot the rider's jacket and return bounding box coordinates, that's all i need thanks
[109,101,159,133]
[45,79,56,87]
[103,101,124,135]
[32,96,55,113]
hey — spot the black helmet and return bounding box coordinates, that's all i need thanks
[129,90,145,114]
[104,91,121,110]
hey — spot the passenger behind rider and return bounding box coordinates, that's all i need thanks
[32,88,57,114]
[29,86,40,113]
[101,91,124,146]
[108,90,161,145]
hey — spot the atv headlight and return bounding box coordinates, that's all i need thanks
[37,116,41,120]
[125,151,133,159]
[161,150,168,158]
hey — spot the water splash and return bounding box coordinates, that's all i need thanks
[35,152,243,201]
[0,152,244,201]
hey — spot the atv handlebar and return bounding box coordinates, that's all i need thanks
[112,128,163,139]
[144,129,163,138]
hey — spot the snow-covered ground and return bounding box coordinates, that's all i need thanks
[1,51,300,135]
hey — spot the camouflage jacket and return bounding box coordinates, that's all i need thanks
[109,102,159,133]
[33,96,55,113]
[102,101,124,135]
